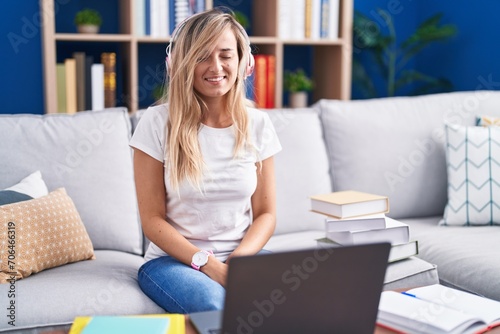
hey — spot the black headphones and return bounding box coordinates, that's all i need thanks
[165,11,255,78]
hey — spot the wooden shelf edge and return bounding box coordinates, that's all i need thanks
[55,33,133,42]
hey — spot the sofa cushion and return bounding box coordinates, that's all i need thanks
[0,188,95,283]
[0,250,164,332]
[0,109,143,254]
[267,108,332,234]
[316,91,500,219]
[441,123,500,225]
[0,171,49,205]
[403,216,500,301]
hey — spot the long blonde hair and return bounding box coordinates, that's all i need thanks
[163,8,252,192]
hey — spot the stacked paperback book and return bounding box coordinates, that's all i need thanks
[311,190,418,263]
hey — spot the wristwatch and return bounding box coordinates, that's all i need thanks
[191,250,213,270]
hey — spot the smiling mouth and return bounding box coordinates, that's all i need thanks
[205,76,225,82]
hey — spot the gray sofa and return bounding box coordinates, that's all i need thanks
[0,90,497,333]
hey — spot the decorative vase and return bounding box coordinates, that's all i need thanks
[289,91,308,108]
[77,25,100,34]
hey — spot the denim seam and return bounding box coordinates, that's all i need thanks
[139,267,187,313]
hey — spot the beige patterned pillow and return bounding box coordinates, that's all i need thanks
[0,188,95,283]
[477,115,500,127]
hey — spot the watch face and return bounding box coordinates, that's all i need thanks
[193,251,209,266]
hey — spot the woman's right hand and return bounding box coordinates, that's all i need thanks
[201,257,228,287]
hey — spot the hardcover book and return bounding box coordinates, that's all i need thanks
[325,217,409,246]
[317,238,418,263]
[310,190,389,219]
[325,213,387,232]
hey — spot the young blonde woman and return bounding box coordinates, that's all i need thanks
[129,8,282,313]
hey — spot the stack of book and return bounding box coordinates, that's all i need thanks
[310,190,418,263]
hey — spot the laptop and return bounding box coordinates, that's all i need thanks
[190,242,391,334]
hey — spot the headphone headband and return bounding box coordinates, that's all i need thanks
[165,10,254,78]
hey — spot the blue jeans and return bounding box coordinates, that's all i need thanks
[138,256,225,313]
[138,250,271,314]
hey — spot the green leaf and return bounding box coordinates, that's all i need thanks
[352,59,378,98]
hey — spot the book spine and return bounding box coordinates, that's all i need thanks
[101,53,116,108]
[73,52,86,112]
[84,55,94,111]
[64,58,77,114]
[145,0,151,36]
[253,55,267,109]
[266,55,276,109]
[320,0,329,38]
[91,64,104,111]
[305,0,312,38]
[56,63,66,113]
[158,0,169,37]
[311,0,322,39]
[278,0,291,39]
[134,0,146,36]
[328,0,339,39]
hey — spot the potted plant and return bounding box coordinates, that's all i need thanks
[74,8,102,34]
[284,68,314,108]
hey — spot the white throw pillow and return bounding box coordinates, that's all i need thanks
[4,170,49,198]
[0,171,49,206]
[440,123,500,225]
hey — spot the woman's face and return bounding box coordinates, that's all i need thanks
[193,27,239,103]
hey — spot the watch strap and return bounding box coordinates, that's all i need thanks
[191,250,213,270]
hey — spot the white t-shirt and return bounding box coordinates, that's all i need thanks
[129,104,282,261]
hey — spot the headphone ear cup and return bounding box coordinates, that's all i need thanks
[245,53,255,78]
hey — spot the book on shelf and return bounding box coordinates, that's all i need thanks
[140,0,205,38]
[101,52,116,108]
[328,0,340,39]
[325,213,387,232]
[91,64,104,111]
[149,0,169,37]
[305,0,322,39]
[316,237,418,263]
[73,52,86,112]
[378,284,500,334]
[279,0,340,40]
[310,190,390,219]
[69,314,185,334]
[56,63,66,113]
[84,55,94,111]
[134,0,146,36]
[253,54,275,109]
[265,55,276,109]
[325,217,409,246]
[64,58,77,114]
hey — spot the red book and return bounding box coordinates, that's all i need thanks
[266,55,276,108]
[253,54,267,109]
